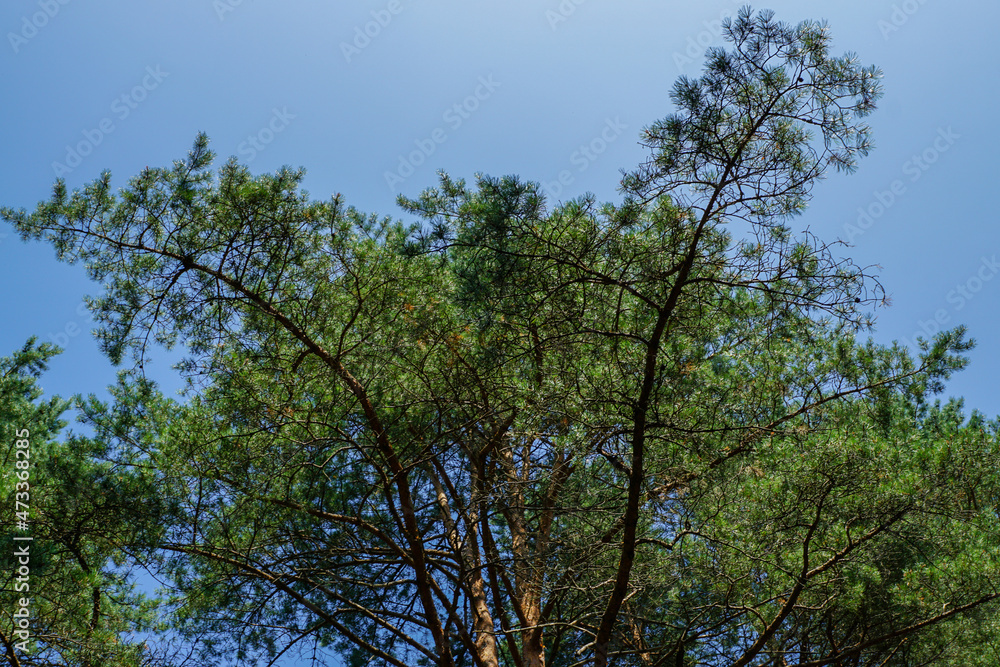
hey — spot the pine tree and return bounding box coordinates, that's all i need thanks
[3,8,999,666]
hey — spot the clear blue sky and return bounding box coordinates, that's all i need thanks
[1,0,998,658]
[3,0,999,414]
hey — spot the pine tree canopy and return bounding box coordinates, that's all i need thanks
[3,8,1000,667]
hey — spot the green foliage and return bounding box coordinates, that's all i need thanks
[2,7,998,667]
[0,341,171,666]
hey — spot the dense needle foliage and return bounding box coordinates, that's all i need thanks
[3,8,1000,667]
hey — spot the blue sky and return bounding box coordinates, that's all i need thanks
[2,1,999,417]
[1,0,998,663]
